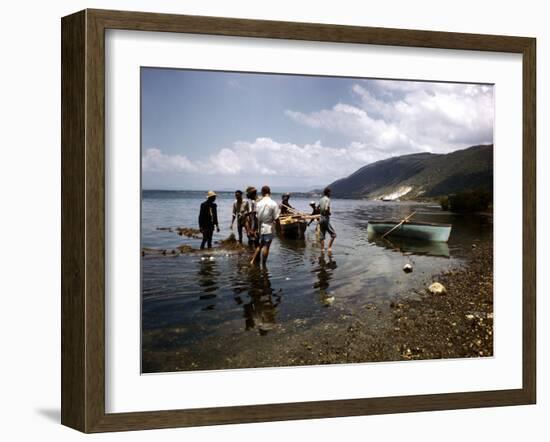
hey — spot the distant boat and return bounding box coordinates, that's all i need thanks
[276,215,308,239]
[367,220,452,242]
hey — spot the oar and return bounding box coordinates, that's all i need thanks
[281,204,304,216]
[381,211,416,239]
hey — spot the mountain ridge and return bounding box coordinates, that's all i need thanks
[328,144,493,200]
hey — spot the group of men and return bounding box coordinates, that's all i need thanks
[198,186,337,266]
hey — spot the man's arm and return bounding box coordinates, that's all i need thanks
[198,203,205,230]
[273,201,281,220]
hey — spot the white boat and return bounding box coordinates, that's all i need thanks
[367,220,452,242]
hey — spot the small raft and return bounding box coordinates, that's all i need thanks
[367,220,452,242]
[276,215,308,239]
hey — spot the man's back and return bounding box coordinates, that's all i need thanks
[199,200,217,228]
[319,195,331,216]
[257,196,280,234]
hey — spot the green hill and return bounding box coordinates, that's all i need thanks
[328,144,493,200]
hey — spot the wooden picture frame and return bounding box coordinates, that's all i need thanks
[61,9,536,433]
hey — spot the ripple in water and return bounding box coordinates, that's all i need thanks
[141,191,492,369]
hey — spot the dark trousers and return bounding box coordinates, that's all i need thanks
[200,228,214,249]
[248,234,259,248]
[236,220,244,243]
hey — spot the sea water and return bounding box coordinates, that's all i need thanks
[141,190,492,371]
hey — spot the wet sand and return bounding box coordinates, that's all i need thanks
[142,240,493,372]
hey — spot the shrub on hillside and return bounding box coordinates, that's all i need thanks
[447,189,491,212]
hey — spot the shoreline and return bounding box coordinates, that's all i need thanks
[142,240,493,372]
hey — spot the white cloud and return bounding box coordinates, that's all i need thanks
[142,148,197,172]
[143,79,494,188]
[286,80,494,155]
[142,137,387,184]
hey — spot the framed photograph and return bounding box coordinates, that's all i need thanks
[61,9,536,433]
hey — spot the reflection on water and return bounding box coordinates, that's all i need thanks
[141,191,492,369]
[313,254,338,305]
[242,268,281,335]
[198,259,219,309]
[367,232,451,258]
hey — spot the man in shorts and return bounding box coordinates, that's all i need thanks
[252,185,280,266]
[318,187,336,254]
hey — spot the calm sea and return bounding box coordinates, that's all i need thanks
[141,190,492,372]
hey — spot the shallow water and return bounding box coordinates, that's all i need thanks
[141,190,492,371]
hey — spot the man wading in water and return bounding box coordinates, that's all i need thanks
[251,185,280,267]
[318,187,336,255]
[230,189,246,244]
[280,192,293,215]
[244,186,259,248]
[198,190,220,249]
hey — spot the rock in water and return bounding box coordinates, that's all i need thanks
[403,263,413,273]
[428,282,447,295]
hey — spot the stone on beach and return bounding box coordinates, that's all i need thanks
[428,282,447,295]
[403,263,413,273]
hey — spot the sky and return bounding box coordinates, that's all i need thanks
[141,68,494,191]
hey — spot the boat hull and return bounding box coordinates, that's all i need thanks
[276,217,308,239]
[367,233,451,257]
[367,220,452,242]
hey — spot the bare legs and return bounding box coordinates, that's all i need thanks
[327,237,335,255]
[261,241,272,266]
[320,237,335,255]
[250,245,261,265]
[250,241,272,267]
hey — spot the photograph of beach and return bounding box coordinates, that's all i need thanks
[140,68,494,373]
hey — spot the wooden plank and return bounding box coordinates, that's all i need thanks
[61,10,87,432]
[522,37,537,404]
[84,9,108,432]
[90,8,531,53]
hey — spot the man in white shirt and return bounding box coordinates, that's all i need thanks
[251,185,280,266]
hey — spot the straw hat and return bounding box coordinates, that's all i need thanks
[206,190,217,198]
[245,186,256,194]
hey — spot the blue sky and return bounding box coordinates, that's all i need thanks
[141,68,494,191]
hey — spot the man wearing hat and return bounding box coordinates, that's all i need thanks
[198,190,220,249]
[280,192,294,215]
